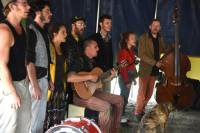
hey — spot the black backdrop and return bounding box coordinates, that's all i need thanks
[1,0,200,57]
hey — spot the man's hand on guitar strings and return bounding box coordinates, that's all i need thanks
[107,68,117,81]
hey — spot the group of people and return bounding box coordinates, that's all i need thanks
[0,0,169,133]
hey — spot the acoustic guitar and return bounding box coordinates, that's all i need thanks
[73,60,128,99]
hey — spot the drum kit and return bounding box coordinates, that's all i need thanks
[45,117,102,133]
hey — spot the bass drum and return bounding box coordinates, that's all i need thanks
[46,117,102,133]
[45,125,83,133]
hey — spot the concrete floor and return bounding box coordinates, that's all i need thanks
[110,77,200,133]
[121,104,200,133]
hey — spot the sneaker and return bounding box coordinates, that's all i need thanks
[120,115,128,123]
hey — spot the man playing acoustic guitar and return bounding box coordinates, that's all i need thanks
[67,38,124,133]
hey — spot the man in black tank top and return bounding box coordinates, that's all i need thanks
[0,0,31,133]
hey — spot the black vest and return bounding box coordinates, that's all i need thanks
[3,20,27,81]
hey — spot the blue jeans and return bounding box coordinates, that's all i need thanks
[118,76,130,114]
[29,77,48,133]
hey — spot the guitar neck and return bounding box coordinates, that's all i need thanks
[99,65,119,81]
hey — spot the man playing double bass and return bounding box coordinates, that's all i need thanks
[133,19,168,122]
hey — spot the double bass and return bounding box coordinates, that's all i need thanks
[156,4,196,109]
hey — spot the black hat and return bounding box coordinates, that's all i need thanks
[71,16,85,24]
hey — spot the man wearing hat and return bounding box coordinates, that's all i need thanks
[60,15,86,110]
[0,0,31,132]
[61,16,86,62]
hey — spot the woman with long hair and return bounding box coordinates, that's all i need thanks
[45,23,68,129]
[118,32,138,115]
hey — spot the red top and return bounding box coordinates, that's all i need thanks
[118,48,136,83]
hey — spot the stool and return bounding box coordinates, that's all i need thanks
[68,104,85,118]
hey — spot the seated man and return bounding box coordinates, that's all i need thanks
[67,39,124,133]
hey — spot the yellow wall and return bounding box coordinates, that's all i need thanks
[187,56,200,80]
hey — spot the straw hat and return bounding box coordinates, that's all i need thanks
[1,0,13,8]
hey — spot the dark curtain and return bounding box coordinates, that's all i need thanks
[1,0,200,56]
[50,0,200,57]
[0,2,4,20]
[51,0,98,37]
[179,0,200,56]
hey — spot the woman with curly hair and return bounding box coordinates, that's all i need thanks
[118,32,138,115]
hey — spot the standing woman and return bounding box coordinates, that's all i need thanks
[118,32,138,115]
[45,23,68,129]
